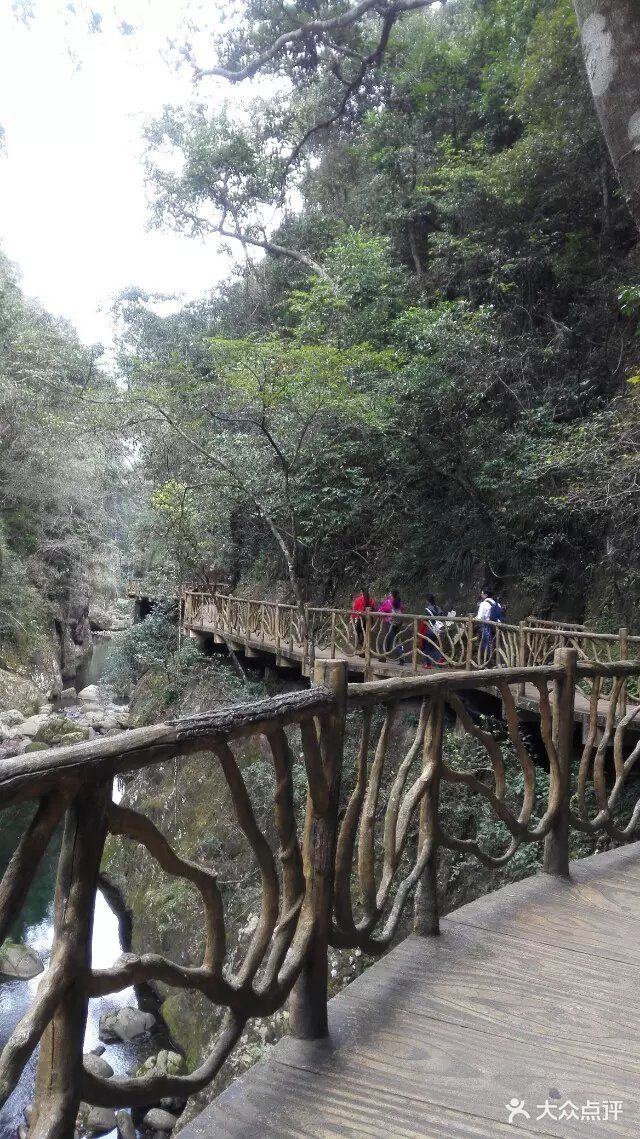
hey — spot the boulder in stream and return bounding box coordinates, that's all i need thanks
[0,708,25,728]
[84,1105,118,1135]
[136,1049,185,1078]
[83,1052,114,1079]
[0,940,44,979]
[15,712,49,738]
[78,683,100,702]
[116,1111,136,1139]
[99,1006,156,1043]
[35,717,91,747]
[142,1107,178,1131]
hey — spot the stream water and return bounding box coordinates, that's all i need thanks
[0,637,162,1139]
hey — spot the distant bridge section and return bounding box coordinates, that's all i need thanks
[183,591,640,738]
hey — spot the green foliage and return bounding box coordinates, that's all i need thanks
[114,0,640,619]
[0,252,126,660]
[104,600,201,697]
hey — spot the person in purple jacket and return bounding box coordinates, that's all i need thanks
[378,589,406,664]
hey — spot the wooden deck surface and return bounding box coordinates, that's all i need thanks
[185,620,632,735]
[181,844,640,1138]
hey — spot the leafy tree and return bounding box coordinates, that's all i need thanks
[117,321,395,610]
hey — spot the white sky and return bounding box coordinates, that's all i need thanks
[0,1,236,347]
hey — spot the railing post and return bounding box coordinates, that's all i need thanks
[32,781,110,1138]
[465,614,474,670]
[412,617,419,674]
[304,604,310,674]
[275,603,281,658]
[620,627,629,714]
[414,698,444,935]
[364,610,372,679]
[290,660,346,1039]
[518,620,526,697]
[330,610,336,660]
[543,647,577,878]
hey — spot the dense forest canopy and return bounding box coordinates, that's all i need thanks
[3,0,640,645]
[110,0,640,624]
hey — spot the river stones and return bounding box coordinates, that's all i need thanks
[0,708,25,728]
[99,1006,156,1043]
[136,1049,185,1078]
[17,713,49,738]
[84,1105,117,1135]
[0,940,44,978]
[142,1107,178,1131]
[116,1111,136,1139]
[0,736,27,759]
[83,1052,114,1079]
[35,717,91,746]
[78,684,100,702]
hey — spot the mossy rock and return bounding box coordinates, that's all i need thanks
[135,1049,186,1078]
[26,741,49,752]
[0,938,44,978]
[34,718,91,747]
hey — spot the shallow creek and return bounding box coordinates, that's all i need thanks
[0,653,174,1138]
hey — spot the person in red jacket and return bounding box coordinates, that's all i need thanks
[351,588,376,649]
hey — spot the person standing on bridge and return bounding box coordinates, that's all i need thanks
[420,594,445,667]
[476,586,505,664]
[351,588,376,649]
[378,590,406,663]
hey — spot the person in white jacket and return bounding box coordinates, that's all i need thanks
[476,586,496,662]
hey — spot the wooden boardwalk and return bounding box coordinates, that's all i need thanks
[186,617,637,739]
[182,844,640,1138]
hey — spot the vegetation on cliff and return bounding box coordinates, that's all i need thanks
[0,252,127,688]
[107,0,640,624]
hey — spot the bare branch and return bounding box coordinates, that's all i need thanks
[195,0,443,84]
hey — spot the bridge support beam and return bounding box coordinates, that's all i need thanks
[543,648,577,878]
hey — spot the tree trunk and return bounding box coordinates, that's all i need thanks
[574,0,640,229]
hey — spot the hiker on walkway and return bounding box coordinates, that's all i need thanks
[475,585,504,663]
[378,590,406,663]
[420,594,445,667]
[351,588,376,649]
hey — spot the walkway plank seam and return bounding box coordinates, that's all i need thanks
[181,846,640,1138]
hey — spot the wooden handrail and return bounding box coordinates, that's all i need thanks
[182,590,640,685]
[5,654,640,1135]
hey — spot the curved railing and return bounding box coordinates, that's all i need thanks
[3,654,640,1136]
[183,592,639,696]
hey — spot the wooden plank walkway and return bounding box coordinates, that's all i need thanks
[182,844,640,1138]
[185,619,635,737]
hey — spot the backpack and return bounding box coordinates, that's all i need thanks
[489,599,505,623]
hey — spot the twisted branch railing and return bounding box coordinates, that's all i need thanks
[3,654,640,1136]
[183,593,639,693]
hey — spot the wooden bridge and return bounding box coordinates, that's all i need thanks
[183,591,640,738]
[183,592,637,679]
[2,653,640,1137]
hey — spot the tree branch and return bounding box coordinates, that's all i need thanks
[195,0,444,84]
